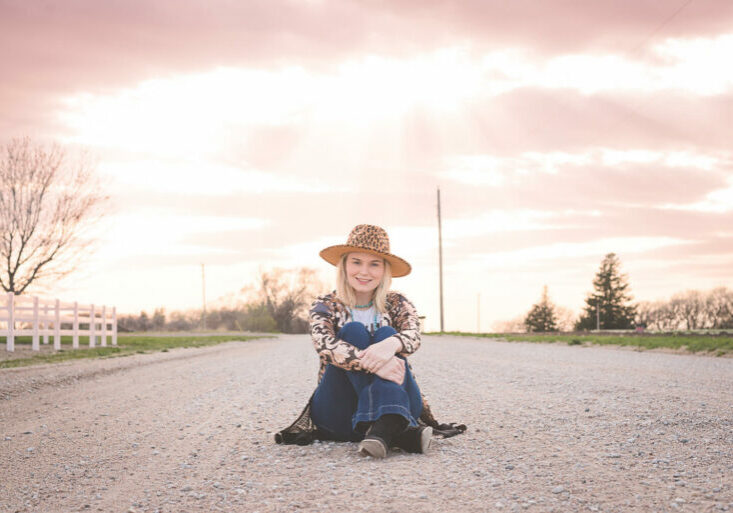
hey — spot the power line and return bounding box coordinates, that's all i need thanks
[628,0,695,56]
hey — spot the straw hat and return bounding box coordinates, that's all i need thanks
[319,224,412,277]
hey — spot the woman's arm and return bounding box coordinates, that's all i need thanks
[389,293,422,356]
[357,293,421,372]
[309,297,364,372]
[373,356,405,385]
[311,299,404,384]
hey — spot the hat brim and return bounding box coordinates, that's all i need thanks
[319,245,411,277]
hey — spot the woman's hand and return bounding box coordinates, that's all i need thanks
[356,336,402,373]
[374,356,405,385]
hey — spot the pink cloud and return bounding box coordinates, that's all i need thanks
[363,0,733,54]
[450,89,733,155]
[4,0,733,141]
[436,169,728,223]
[8,0,730,89]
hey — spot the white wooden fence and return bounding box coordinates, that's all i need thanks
[0,292,117,352]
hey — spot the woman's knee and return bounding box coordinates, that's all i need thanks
[338,321,371,349]
[373,325,397,343]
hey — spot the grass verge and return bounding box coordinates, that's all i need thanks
[426,331,733,356]
[0,333,267,369]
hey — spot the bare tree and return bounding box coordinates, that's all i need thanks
[671,290,706,330]
[0,137,107,294]
[259,267,325,333]
[554,305,577,332]
[636,301,658,329]
[636,287,733,331]
[492,315,527,333]
[706,287,733,329]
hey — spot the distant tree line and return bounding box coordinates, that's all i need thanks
[117,303,280,333]
[118,267,324,334]
[519,253,732,333]
[523,253,636,332]
[636,288,733,331]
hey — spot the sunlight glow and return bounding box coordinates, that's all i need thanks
[471,236,691,267]
[59,48,485,157]
[439,155,505,186]
[440,148,726,187]
[654,35,733,95]
[598,148,724,169]
[98,160,337,195]
[439,152,595,186]
[93,210,269,261]
[60,67,311,157]
[600,149,660,166]
[322,47,483,120]
[444,211,560,238]
[387,209,591,259]
[536,34,733,95]
[59,34,733,162]
[542,54,647,94]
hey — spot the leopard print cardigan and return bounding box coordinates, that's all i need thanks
[274,291,466,445]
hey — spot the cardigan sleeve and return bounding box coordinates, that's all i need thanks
[389,293,422,355]
[309,295,364,372]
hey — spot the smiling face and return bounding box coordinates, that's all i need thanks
[344,251,386,303]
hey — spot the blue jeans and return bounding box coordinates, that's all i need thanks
[310,322,423,442]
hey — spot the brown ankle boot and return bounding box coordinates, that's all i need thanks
[392,426,433,454]
[358,414,408,458]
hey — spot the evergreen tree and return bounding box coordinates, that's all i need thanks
[524,285,558,332]
[575,253,637,330]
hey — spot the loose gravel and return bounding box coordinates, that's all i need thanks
[1,335,732,512]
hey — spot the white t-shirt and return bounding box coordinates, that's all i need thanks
[351,306,378,330]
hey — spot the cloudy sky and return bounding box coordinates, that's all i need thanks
[2,0,732,331]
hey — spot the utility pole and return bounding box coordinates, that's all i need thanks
[477,293,481,333]
[201,263,207,331]
[596,297,600,331]
[437,188,444,332]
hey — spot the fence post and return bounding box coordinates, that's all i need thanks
[89,304,96,348]
[43,303,49,345]
[101,305,107,347]
[112,307,117,346]
[6,292,14,352]
[54,298,61,351]
[73,302,79,349]
[32,296,40,351]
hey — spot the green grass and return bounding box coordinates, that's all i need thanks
[425,331,733,355]
[0,333,267,369]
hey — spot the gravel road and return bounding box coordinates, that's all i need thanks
[1,335,732,513]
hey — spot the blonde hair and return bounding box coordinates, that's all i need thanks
[336,253,392,313]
